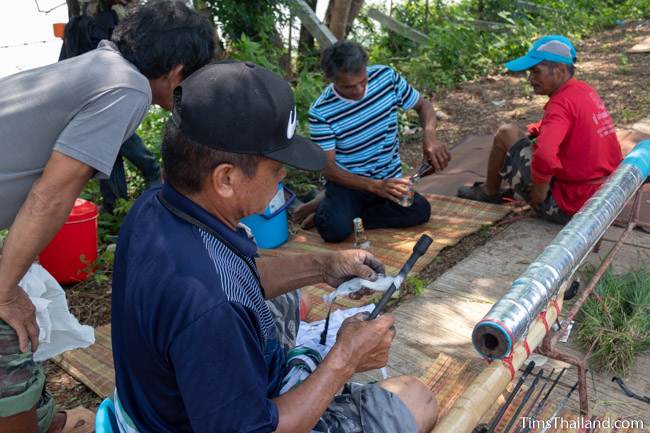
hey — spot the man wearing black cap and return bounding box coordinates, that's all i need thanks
[111,62,438,433]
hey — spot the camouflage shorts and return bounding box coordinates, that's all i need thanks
[266,290,301,350]
[500,137,571,225]
[0,320,54,433]
[267,293,418,433]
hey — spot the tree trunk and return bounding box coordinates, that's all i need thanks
[298,0,317,56]
[270,29,292,76]
[345,0,364,36]
[325,0,363,40]
[66,0,80,17]
[192,0,226,59]
[327,0,352,40]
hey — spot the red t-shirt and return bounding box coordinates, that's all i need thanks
[528,78,622,215]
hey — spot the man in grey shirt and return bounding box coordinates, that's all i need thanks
[0,2,215,432]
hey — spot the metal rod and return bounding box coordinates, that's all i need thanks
[319,305,332,345]
[539,381,579,433]
[502,370,543,433]
[486,361,536,432]
[516,368,565,433]
[513,382,547,433]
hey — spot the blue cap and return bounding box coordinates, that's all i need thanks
[505,35,577,71]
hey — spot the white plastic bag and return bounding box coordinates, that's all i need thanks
[20,264,95,361]
[323,274,396,304]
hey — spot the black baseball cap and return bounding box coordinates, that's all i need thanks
[171,61,325,171]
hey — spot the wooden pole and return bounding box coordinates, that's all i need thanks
[286,0,338,48]
[367,8,429,44]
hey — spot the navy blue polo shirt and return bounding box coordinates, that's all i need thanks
[111,184,285,433]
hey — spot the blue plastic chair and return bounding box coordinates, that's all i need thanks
[95,398,119,433]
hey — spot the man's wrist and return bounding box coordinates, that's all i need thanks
[324,344,357,378]
[0,289,18,305]
[367,179,379,194]
[313,252,332,284]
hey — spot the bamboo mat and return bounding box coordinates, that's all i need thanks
[53,194,509,398]
[53,324,115,398]
[418,352,485,419]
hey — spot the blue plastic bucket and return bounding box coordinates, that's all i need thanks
[241,183,296,249]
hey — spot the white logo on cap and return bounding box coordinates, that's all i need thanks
[287,107,297,139]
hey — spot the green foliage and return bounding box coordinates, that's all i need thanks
[363,0,650,94]
[293,69,326,131]
[230,35,283,73]
[200,0,282,42]
[80,244,115,285]
[136,106,168,161]
[405,275,427,296]
[0,229,7,249]
[284,168,320,197]
[576,267,650,374]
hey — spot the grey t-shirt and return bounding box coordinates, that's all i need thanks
[0,40,151,229]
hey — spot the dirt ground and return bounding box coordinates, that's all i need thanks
[400,19,650,170]
[47,20,650,412]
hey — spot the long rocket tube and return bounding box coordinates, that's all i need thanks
[472,140,650,359]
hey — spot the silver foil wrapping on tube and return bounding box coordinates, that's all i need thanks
[473,164,644,359]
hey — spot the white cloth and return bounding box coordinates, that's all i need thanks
[323,275,396,304]
[20,264,95,361]
[296,305,375,352]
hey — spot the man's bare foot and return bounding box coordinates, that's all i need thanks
[300,213,316,230]
[293,191,325,224]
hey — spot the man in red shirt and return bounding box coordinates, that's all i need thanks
[458,35,622,224]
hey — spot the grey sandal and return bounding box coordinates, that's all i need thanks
[457,182,503,204]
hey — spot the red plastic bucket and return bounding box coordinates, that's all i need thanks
[39,198,99,284]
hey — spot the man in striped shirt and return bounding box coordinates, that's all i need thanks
[300,41,450,243]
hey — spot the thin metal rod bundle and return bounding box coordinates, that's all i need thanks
[501,369,543,433]
[539,381,579,433]
[473,140,650,359]
[516,368,565,433]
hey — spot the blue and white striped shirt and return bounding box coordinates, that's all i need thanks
[308,65,420,180]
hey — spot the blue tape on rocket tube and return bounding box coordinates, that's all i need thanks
[623,139,650,178]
